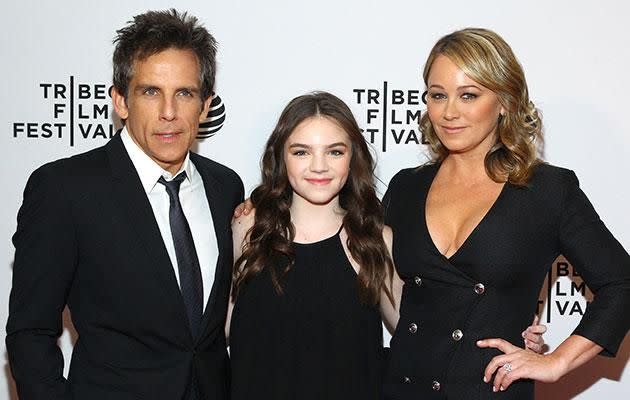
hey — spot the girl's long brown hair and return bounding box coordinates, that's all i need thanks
[232,91,394,306]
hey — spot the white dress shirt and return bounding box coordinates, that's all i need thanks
[121,127,217,312]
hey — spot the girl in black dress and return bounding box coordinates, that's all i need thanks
[228,91,548,399]
[227,92,399,400]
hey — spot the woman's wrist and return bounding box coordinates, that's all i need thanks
[543,351,570,382]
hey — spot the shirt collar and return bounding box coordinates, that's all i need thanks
[120,126,195,194]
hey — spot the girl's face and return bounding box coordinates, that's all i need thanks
[426,55,505,157]
[283,116,352,208]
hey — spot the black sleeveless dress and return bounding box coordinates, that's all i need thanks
[230,229,384,400]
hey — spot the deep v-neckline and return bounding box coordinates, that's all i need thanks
[422,164,508,262]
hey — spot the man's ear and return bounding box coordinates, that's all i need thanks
[199,95,212,122]
[112,87,129,120]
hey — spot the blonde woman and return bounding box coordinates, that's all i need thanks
[382,28,630,399]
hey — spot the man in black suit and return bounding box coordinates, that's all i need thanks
[6,10,243,400]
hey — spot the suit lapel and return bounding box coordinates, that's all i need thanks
[191,154,231,336]
[105,134,190,330]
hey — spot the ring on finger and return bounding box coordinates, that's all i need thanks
[502,363,512,373]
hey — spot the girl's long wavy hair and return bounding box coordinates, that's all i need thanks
[421,28,544,185]
[232,91,394,306]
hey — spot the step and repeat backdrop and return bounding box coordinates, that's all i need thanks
[1,0,629,398]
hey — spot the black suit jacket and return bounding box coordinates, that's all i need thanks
[6,133,244,400]
[382,163,630,399]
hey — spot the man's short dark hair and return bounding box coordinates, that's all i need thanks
[113,9,217,101]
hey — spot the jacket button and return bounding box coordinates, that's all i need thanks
[414,276,422,286]
[402,376,412,384]
[408,323,418,333]
[474,283,485,294]
[432,380,441,391]
[452,329,463,341]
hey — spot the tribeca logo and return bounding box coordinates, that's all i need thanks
[12,77,225,146]
[198,94,226,139]
[12,77,117,147]
[537,258,592,323]
[352,82,425,152]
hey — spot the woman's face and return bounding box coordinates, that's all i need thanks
[283,116,352,208]
[426,55,505,157]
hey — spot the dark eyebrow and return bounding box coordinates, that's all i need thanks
[288,143,310,149]
[134,84,158,92]
[178,86,200,94]
[287,142,349,149]
[133,84,200,94]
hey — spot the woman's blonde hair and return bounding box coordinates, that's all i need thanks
[420,27,543,185]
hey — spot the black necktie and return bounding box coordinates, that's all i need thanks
[158,172,204,340]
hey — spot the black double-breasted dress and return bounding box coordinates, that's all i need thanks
[382,163,630,399]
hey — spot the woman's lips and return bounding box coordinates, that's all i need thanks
[441,125,466,134]
[305,178,332,185]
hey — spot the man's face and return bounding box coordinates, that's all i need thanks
[113,48,211,174]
